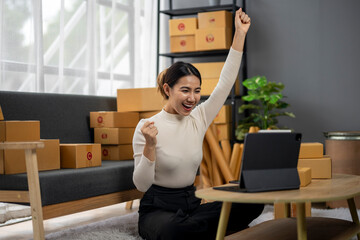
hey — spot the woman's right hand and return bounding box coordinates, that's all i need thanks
[141,121,158,161]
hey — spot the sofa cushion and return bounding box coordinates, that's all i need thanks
[0,160,135,206]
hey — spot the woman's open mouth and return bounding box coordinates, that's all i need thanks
[182,103,193,111]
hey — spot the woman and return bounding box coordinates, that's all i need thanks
[133,8,263,240]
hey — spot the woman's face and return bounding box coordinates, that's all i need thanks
[163,75,201,116]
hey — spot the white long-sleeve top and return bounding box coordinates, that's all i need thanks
[132,48,243,192]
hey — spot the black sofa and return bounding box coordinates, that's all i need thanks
[0,91,142,237]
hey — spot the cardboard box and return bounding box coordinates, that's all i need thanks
[192,62,224,79]
[0,121,40,142]
[117,88,165,112]
[298,156,332,179]
[139,111,160,119]
[170,35,196,53]
[101,145,133,161]
[60,144,101,168]
[195,28,232,51]
[214,105,232,124]
[169,18,197,36]
[0,106,3,120]
[215,123,231,141]
[90,111,139,128]
[299,142,323,158]
[94,128,135,145]
[0,139,60,174]
[201,78,240,96]
[298,167,312,187]
[198,10,233,29]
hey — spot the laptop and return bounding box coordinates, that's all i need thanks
[214,132,302,193]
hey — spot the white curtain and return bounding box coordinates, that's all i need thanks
[0,0,157,96]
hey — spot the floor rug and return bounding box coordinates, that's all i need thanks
[45,205,360,240]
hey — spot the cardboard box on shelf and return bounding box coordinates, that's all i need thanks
[169,18,198,36]
[0,139,60,174]
[201,78,240,96]
[298,156,332,179]
[117,88,165,112]
[90,111,139,128]
[215,123,231,141]
[170,35,195,53]
[0,121,40,142]
[298,167,312,187]
[139,111,161,119]
[195,28,232,51]
[0,106,3,120]
[191,62,224,79]
[60,144,101,168]
[198,10,233,29]
[101,145,133,161]
[299,142,323,159]
[94,128,135,145]
[214,105,232,124]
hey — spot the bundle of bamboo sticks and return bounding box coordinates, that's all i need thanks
[197,125,260,189]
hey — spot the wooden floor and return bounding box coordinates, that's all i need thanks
[0,200,140,240]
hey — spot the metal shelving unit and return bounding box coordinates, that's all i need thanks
[156,0,247,141]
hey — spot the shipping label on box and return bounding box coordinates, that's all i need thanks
[192,62,224,79]
[198,10,233,29]
[101,145,133,161]
[201,78,240,96]
[0,105,3,120]
[117,88,165,112]
[214,105,232,124]
[139,111,160,119]
[90,111,139,128]
[195,28,232,51]
[170,35,196,53]
[94,128,135,145]
[298,156,332,179]
[0,121,40,142]
[299,142,323,159]
[169,18,198,36]
[60,144,101,169]
[0,139,60,174]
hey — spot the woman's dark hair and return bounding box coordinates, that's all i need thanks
[157,61,202,100]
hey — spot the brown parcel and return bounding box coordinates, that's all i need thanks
[299,142,323,158]
[170,35,196,53]
[298,167,312,187]
[197,10,233,29]
[60,144,101,169]
[0,121,40,142]
[139,111,160,119]
[201,78,240,96]
[94,128,135,145]
[90,111,139,128]
[298,156,332,179]
[117,88,165,112]
[169,18,197,36]
[101,145,133,161]
[214,105,231,124]
[0,139,60,174]
[195,28,232,51]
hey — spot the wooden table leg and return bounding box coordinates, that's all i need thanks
[347,198,360,240]
[216,202,232,240]
[296,202,307,240]
[25,149,45,240]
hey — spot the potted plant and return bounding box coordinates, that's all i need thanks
[235,76,295,141]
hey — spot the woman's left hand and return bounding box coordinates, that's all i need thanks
[235,8,251,35]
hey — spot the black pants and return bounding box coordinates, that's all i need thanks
[138,184,264,240]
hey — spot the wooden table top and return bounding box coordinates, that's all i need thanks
[0,141,45,150]
[195,174,360,204]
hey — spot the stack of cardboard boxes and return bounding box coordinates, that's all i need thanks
[213,105,232,141]
[91,112,139,161]
[0,106,60,174]
[169,10,233,53]
[91,88,164,161]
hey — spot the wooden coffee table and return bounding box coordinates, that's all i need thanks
[195,174,360,240]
